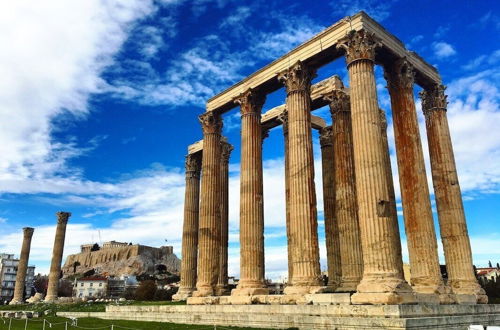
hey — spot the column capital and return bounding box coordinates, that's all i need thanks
[56,212,71,224]
[221,141,233,163]
[337,30,382,66]
[384,58,415,90]
[420,84,448,116]
[199,112,223,135]
[277,109,289,134]
[379,109,388,131]
[261,128,270,143]
[324,89,350,117]
[234,88,266,116]
[319,126,333,148]
[185,153,202,178]
[278,61,317,95]
[22,227,34,238]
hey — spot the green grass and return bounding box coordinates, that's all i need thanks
[0,316,267,329]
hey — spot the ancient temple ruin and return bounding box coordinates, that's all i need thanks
[175,11,487,306]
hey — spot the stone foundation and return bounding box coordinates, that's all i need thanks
[57,304,500,330]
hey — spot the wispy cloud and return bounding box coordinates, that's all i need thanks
[433,41,457,58]
[329,0,397,21]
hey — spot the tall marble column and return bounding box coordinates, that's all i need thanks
[173,153,202,301]
[385,59,451,303]
[278,61,323,294]
[337,30,414,304]
[193,112,223,297]
[319,126,341,292]
[277,110,294,285]
[420,85,488,304]
[232,88,268,296]
[10,227,34,304]
[216,141,233,296]
[45,212,71,302]
[325,88,364,292]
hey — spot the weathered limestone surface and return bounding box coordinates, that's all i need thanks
[46,212,71,302]
[174,153,202,301]
[232,89,268,296]
[325,86,363,293]
[10,227,34,304]
[319,126,341,292]
[421,85,488,304]
[278,61,322,294]
[338,30,414,304]
[193,112,222,297]
[216,141,233,296]
[385,59,451,303]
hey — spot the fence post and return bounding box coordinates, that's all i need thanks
[8,318,11,330]
[65,321,68,330]
[24,318,28,330]
[43,319,46,330]
[111,325,114,330]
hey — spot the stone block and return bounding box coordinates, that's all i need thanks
[305,293,351,305]
[415,293,440,304]
[228,296,252,305]
[456,294,477,305]
[186,296,219,305]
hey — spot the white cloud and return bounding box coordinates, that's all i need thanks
[433,41,457,58]
[0,217,7,224]
[329,0,396,21]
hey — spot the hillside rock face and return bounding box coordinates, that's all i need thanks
[62,244,180,278]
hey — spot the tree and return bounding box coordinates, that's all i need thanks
[58,279,74,297]
[489,260,493,268]
[134,280,157,301]
[33,274,48,295]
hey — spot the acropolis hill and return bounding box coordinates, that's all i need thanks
[62,240,180,278]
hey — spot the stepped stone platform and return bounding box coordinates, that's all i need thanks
[57,303,500,329]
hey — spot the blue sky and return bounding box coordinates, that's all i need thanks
[0,0,499,279]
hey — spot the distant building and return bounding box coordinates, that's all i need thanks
[476,267,500,282]
[74,276,108,299]
[0,253,35,303]
[107,275,139,299]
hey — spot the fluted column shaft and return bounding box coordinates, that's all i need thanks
[45,212,71,302]
[326,89,363,292]
[232,89,268,296]
[11,227,34,304]
[385,60,449,302]
[279,61,322,294]
[193,112,222,297]
[421,85,487,304]
[174,153,202,300]
[217,141,233,295]
[338,30,414,304]
[319,126,341,291]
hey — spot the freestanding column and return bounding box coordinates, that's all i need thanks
[10,227,34,304]
[319,126,341,292]
[278,61,323,294]
[173,153,202,301]
[420,85,488,304]
[45,211,71,302]
[232,88,268,296]
[193,112,223,297]
[337,30,414,304]
[277,110,294,285]
[385,59,451,304]
[325,88,364,293]
[216,141,233,295]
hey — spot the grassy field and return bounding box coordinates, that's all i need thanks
[0,316,268,329]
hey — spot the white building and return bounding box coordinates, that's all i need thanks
[0,253,35,303]
[74,276,108,299]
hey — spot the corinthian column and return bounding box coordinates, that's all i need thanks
[232,88,268,296]
[173,153,202,301]
[325,88,363,293]
[337,30,414,304]
[216,141,233,296]
[319,126,341,292]
[278,61,323,294]
[10,227,34,304]
[45,212,71,302]
[385,59,451,303]
[420,85,487,304]
[193,112,222,297]
[277,110,293,285]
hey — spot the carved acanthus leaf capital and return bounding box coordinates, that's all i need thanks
[337,30,382,65]
[319,126,333,147]
[56,212,71,225]
[23,227,34,238]
[379,109,388,131]
[220,141,234,163]
[277,109,288,133]
[324,89,350,117]
[278,61,317,95]
[234,88,266,116]
[199,112,223,135]
[384,57,415,90]
[185,153,202,177]
[419,84,448,116]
